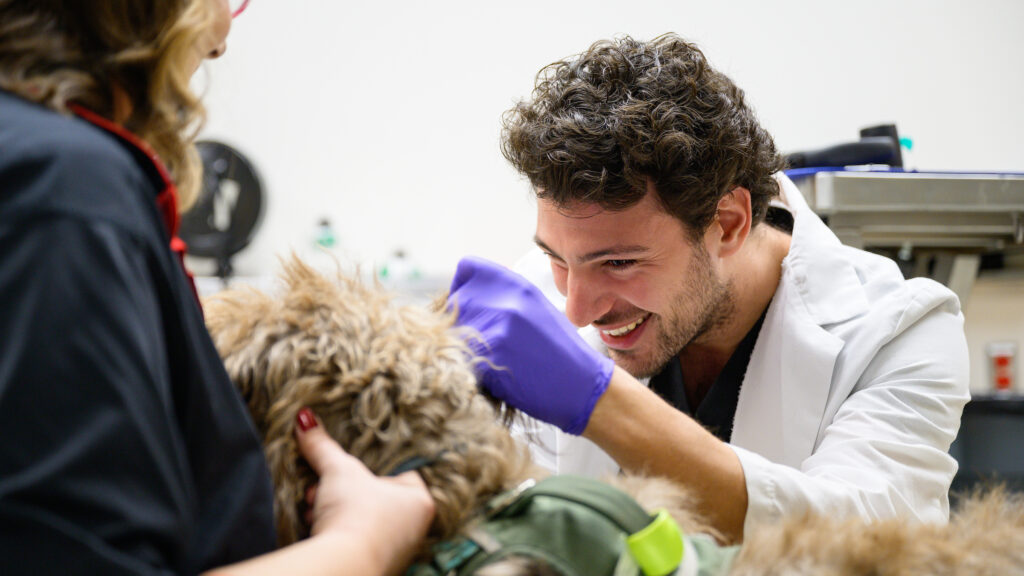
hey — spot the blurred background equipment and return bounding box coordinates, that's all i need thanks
[785,124,1024,306]
[786,124,904,169]
[180,140,264,282]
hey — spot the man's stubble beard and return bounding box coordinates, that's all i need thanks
[609,243,735,379]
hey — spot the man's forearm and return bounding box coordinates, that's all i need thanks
[582,366,749,543]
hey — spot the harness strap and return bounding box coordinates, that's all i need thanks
[523,477,684,575]
[498,475,653,533]
[406,476,701,576]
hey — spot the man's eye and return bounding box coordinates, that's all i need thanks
[605,259,636,269]
[544,252,565,265]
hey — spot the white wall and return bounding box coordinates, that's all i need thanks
[196,0,1024,280]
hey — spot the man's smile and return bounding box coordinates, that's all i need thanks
[599,313,651,337]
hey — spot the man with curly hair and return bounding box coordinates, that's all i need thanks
[449,34,969,543]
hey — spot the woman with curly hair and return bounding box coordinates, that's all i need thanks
[0,1,433,574]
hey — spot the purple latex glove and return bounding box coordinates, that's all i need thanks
[447,256,614,435]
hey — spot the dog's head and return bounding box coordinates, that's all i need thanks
[204,257,534,547]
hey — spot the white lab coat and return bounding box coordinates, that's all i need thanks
[513,174,970,535]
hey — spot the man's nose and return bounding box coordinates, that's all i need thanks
[563,268,612,328]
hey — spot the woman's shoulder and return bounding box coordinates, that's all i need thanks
[0,91,160,235]
[1,92,142,181]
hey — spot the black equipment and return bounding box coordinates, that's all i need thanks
[179,140,264,280]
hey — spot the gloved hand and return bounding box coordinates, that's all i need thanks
[447,256,614,435]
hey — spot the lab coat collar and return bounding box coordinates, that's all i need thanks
[778,174,869,326]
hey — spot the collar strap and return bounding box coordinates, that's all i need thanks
[385,450,450,477]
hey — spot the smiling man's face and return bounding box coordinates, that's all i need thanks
[535,187,734,378]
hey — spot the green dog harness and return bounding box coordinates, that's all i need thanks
[406,475,737,576]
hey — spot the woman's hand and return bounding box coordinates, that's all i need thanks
[203,409,435,576]
[295,408,435,575]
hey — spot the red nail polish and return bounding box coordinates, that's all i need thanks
[296,408,318,432]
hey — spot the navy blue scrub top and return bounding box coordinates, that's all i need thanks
[649,311,767,443]
[0,89,275,574]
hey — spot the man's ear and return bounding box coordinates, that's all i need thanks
[713,187,752,258]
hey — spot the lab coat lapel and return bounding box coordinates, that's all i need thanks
[732,278,842,467]
[731,174,864,467]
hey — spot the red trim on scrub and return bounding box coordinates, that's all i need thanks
[69,104,202,309]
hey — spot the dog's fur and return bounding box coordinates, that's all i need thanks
[733,486,1024,575]
[205,258,543,548]
[205,257,1024,575]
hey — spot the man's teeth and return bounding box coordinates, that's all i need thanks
[602,315,649,337]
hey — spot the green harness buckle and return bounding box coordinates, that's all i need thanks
[626,510,684,576]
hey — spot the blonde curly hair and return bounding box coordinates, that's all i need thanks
[0,0,217,210]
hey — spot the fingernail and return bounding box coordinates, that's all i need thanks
[296,408,318,432]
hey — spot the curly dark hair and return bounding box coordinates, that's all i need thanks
[501,33,785,236]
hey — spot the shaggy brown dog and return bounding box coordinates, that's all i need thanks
[205,257,540,547]
[205,257,1024,575]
